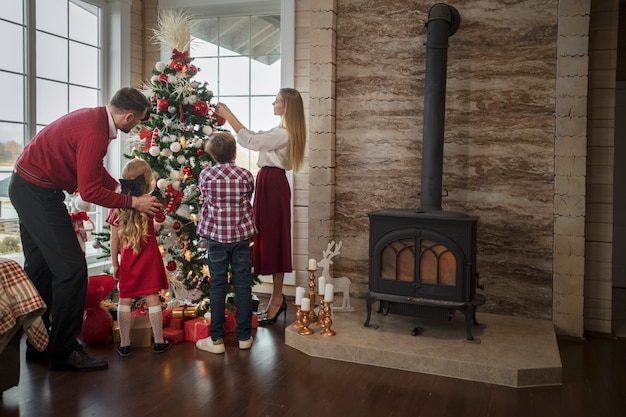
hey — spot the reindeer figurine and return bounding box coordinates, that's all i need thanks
[317,241,354,312]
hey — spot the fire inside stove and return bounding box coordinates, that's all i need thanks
[381,239,456,286]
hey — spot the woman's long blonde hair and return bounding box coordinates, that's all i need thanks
[117,159,154,254]
[278,88,306,173]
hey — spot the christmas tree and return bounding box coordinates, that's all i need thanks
[129,10,223,309]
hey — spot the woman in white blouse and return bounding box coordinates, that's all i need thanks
[215,88,306,325]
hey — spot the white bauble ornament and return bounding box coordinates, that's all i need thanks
[191,81,200,89]
[161,149,172,158]
[172,180,181,191]
[177,155,186,164]
[169,170,182,180]
[168,106,177,114]
[188,95,197,104]
[177,204,190,218]
[202,126,213,136]
[167,75,177,84]
[170,142,181,153]
[156,61,166,72]
[157,178,169,190]
[92,240,101,249]
[151,75,158,83]
[149,146,161,157]
[195,139,204,148]
[182,97,190,105]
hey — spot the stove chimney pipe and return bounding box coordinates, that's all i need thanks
[419,3,460,211]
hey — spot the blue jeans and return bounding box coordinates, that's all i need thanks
[207,239,252,341]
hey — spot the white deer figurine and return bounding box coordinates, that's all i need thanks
[317,240,354,312]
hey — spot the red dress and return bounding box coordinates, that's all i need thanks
[107,210,169,298]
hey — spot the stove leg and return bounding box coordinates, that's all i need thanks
[364,293,375,327]
[461,304,480,343]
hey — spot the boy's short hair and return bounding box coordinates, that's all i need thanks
[206,132,237,164]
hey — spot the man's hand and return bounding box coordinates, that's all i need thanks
[132,194,162,216]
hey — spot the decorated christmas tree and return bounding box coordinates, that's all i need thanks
[128,10,223,308]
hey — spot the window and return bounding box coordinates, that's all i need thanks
[0,0,103,259]
[190,14,281,175]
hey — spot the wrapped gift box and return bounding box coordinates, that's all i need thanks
[223,311,258,333]
[172,304,199,320]
[168,318,185,330]
[161,309,172,327]
[163,327,185,344]
[184,318,210,342]
[112,315,153,347]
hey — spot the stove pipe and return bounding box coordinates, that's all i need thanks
[419,3,461,212]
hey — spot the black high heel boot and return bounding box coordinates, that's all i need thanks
[259,295,287,326]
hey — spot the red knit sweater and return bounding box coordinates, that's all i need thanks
[15,106,131,208]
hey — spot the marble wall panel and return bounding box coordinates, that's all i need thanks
[334,0,558,319]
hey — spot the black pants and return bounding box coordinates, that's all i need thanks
[9,172,87,360]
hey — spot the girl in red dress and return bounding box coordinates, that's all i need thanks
[108,159,171,356]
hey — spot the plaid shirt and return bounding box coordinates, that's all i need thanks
[197,162,257,244]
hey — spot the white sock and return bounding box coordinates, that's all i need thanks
[148,305,164,344]
[118,304,131,347]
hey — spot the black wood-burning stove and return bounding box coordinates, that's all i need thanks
[365,3,485,341]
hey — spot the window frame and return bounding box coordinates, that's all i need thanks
[157,0,296,285]
[0,0,132,269]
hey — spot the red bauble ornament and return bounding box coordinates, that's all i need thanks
[157,99,169,111]
[173,63,183,72]
[216,115,226,126]
[194,101,209,117]
[182,166,192,176]
[166,261,177,271]
[196,148,203,156]
[157,74,168,83]
[172,221,181,230]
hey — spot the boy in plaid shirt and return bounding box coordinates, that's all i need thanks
[196,132,257,354]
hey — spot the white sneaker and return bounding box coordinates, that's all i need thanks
[196,337,225,354]
[238,337,253,350]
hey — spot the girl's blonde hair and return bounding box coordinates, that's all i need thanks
[117,159,154,253]
[278,88,306,173]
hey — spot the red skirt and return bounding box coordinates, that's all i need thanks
[252,167,292,275]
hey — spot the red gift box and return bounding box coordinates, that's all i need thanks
[223,310,258,333]
[163,327,185,344]
[184,318,211,342]
[169,318,185,330]
[224,311,237,333]
[162,309,172,327]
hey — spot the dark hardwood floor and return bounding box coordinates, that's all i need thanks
[2,297,626,417]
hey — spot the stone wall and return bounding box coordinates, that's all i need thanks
[334,0,559,319]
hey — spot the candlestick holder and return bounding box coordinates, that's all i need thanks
[298,310,314,335]
[316,294,326,327]
[320,301,336,336]
[306,268,319,323]
[293,303,303,329]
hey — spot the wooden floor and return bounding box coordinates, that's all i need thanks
[2,298,626,417]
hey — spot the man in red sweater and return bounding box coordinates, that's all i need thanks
[8,87,162,371]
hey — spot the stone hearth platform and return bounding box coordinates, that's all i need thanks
[284,298,562,388]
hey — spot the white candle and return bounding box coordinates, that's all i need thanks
[318,276,326,294]
[295,286,305,305]
[301,297,311,312]
[324,283,334,303]
[308,258,317,270]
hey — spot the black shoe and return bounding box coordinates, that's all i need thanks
[259,295,288,326]
[117,345,132,357]
[153,338,173,353]
[50,348,108,372]
[25,339,50,362]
